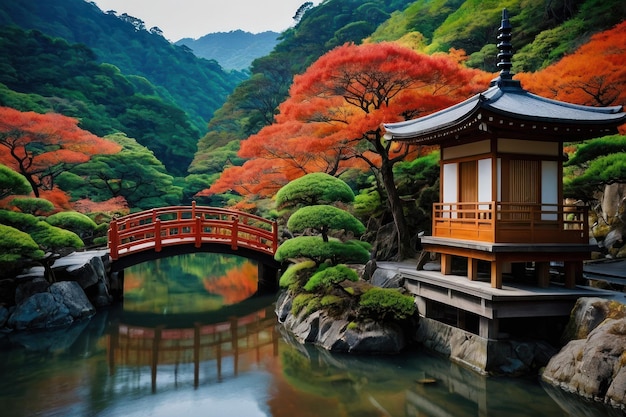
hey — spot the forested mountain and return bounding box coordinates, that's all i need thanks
[189,0,416,177]
[368,0,626,71]
[0,25,197,176]
[0,0,247,134]
[189,0,626,185]
[177,30,280,71]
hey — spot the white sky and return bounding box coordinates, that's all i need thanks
[91,0,321,41]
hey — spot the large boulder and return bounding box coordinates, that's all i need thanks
[8,292,72,330]
[7,281,95,330]
[542,297,626,411]
[49,281,96,320]
[560,297,626,343]
[276,290,409,354]
[52,250,113,307]
[14,273,49,304]
[370,267,404,288]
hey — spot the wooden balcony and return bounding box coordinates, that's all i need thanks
[432,202,589,244]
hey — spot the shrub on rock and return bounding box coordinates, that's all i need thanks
[358,287,416,321]
[46,211,97,239]
[275,236,370,265]
[0,224,44,269]
[304,264,359,292]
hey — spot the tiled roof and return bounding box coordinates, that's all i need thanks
[383,84,626,141]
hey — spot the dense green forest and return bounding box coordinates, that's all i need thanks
[0,0,625,274]
[0,0,247,135]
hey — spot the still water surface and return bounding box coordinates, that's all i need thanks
[0,254,621,416]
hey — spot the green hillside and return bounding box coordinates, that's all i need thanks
[189,0,626,185]
[0,26,197,176]
[369,0,626,71]
[0,0,624,196]
[0,0,247,134]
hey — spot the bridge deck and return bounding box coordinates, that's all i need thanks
[115,236,274,258]
[108,203,278,263]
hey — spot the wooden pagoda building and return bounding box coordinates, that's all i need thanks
[383,9,626,290]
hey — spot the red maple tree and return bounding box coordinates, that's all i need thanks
[204,43,490,258]
[0,107,121,197]
[517,21,626,110]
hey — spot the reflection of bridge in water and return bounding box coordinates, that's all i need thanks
[106,306,278,392]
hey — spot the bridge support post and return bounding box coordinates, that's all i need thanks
[155,219,162,252]
[272,221,278,254]
[109,219,119,260]
[195,216,202,248]
[231,215,238,250]
[258,262,279,294]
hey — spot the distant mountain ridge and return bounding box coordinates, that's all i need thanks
[177,30,280,71]
[0,0,247,134]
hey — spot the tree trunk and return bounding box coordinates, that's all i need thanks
[379,158,413,260]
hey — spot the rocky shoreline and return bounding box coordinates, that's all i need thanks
[542,297,626,411]
[0,250,116,332]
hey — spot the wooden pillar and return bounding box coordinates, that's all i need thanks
[231,215,239,250]
[257,263,278,294]
[536,262,550,288]
[564,261,582,289]
[441,253,452,275]
[154,219,162,252]
[467,258,479,281]
[194,216,202,248]
[457,310,466,330]
[108,219,119,260]
[108,322,119,376]
[479,316,499,339]
[490,259,502,289]
[271,221,278,254]
[151,326,163,393]
[231,316,239,375]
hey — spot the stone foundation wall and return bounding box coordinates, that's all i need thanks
[415,316,556,376]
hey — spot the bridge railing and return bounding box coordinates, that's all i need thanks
[108,202,278,260]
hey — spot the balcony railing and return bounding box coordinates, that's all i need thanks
[432,202,588,244]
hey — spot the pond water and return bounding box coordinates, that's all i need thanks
[0,253,622,417]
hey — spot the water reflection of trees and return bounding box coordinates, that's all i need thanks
[123,253,258,314]
[273,328,614,417]
[106,305,278,392]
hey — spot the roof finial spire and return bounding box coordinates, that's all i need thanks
[497,9,513,78]
[490,8,521,88]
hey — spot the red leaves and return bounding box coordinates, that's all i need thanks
[201,43,490,206]
[0,107,121,197]
[517,21,626,109]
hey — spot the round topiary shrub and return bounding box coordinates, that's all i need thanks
[358,287,416,321]
[46,211,97,238]
[275,236,371,265]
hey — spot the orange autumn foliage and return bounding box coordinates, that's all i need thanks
[202,261,258,304]
[39,189,73,212]
[517,21,626,111]
[0,107,121,197]
[72,196,129,216]
[205,43,490,202]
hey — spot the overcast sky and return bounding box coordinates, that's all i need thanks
[91,0,321,41]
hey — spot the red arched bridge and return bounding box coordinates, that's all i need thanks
[107,203,279,274]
